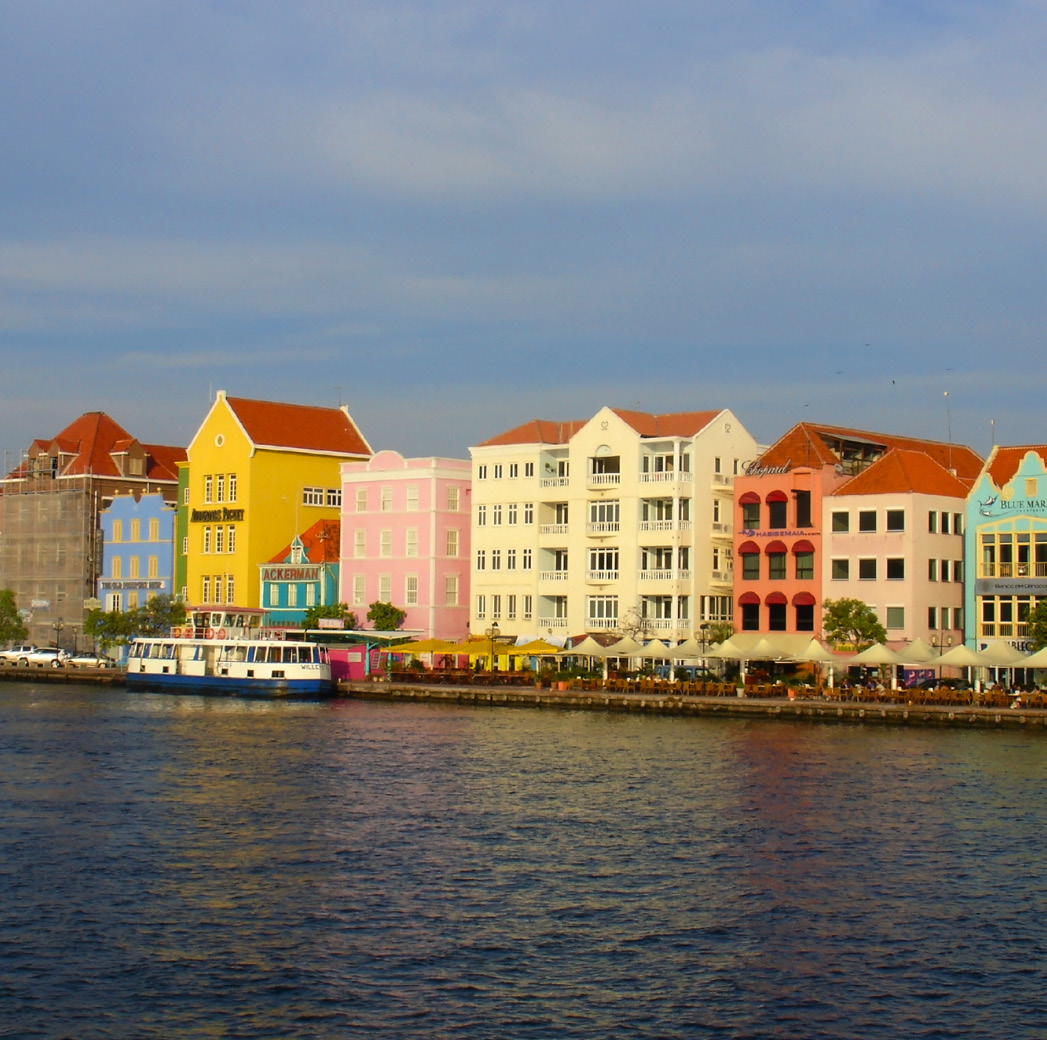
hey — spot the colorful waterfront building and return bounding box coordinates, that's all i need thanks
[98,492,177,612]
[733,423,982,647]
[468,407,757,643]
[260,519,341,627]
[340,450,472,639]
[181,392,371,611]
[964,445,1047,654]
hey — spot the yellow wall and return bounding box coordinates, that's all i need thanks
[184,398,349,609]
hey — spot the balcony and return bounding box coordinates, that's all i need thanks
[541,617,569,629]
[642,617,678,632]
[585,618,619,632]
[540,476,569,488]
[586,521,620,535]
[981,562,1047,578]
[538,570,570,582]
[587,473,621,487]
[586,570,619,582]
[638,519,692,533]
[639,470,693,485]
[540,523,568,536]
[638,569,691,582]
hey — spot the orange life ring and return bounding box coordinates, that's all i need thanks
[171,627,182,638]
[216,628,227,640]
[205,627,215,639]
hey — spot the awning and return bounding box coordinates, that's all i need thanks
[766,490,788,502]
[791,539,815,554]
[739,491,761,505]
[792,591,817,606]
[765,592,788,605]
[738,540,760,555]
[738,591,761,605]
[765,540,788,554]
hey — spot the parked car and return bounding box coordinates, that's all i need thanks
[0,644,37,665]
[18,647,72,668]
[66,652,118,669]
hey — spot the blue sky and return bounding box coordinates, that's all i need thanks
[2,0,1045,469]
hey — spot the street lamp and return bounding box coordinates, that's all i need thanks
[931,632,953,683]
[485,622,500,673]
[699,622,711,679]
[52,617,65,651]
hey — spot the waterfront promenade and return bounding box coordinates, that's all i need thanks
[3,664,1043,730]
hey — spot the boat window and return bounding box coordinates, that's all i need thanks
[162,644,175,659]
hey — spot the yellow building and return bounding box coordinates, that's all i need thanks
[182,392,372,610]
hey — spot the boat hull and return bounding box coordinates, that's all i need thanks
[125,672,334,697]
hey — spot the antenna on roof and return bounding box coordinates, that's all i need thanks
[990,416,995,447]
[944,390,953,472]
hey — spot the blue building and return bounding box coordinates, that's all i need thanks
[98,492,177,612]
[965,445,1047,654]
[259,519,340,627]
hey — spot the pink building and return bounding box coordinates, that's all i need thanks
[340,451,471,639]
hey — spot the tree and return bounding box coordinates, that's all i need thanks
[0,589,28,645]
[1028,601,1047,652]
[367,601,407,631]
[301,602,358,632]
[129,594,185,637]
[822,597,888,650]
[702,621,734,647]
[84,608,134,650]
[617,605,653,641]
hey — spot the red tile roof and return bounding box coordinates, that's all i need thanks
[984,445,1047,489]
[267,519,341,564]
[477,409,721,447]
[11,412,185,481]
[833,449,971,498]
[756,421,983,484]
[225,395,372,456]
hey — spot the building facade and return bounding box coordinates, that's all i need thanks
[260,520,340,627]
[98,492,177,612]
[340,450,471,640]
[181,392,371,610]
[965,446,1047,653]
[733,423,982,645]
[469,407,757,642]
[0,412,183,647]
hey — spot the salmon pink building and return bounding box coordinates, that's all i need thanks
[340,451,471,639]
[733,423,982,646]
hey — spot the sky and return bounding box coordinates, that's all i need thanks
[2,0,1045,469]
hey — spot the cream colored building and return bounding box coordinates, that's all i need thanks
[468,407,758,642]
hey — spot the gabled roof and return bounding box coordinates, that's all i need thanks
[10,412,185,481]
[755,421,983,484]
[983,445,1047,489]
[266,519,341,565]
[224,394,372,457]
[833,449,971,498]
[476,408,722,447]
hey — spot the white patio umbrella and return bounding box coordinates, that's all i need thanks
[849,642,904,689]
[898,637,939,664]
[932,642,990,692]
[558,635,614,679]
[792,638,842,690]
[1019,645,1047,668]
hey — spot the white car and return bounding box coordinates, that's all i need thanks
[0,644,37,665]
[66,652,118,669]
[18,647,71,668]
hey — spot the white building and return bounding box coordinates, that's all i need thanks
[468,407,758,642]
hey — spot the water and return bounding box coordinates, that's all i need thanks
[2,680,1045,1039]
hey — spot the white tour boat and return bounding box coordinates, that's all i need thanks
[125,607,334,696]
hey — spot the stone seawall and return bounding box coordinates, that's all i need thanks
[340,681,1047,731]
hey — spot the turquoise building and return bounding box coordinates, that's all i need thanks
[259,519,341,627]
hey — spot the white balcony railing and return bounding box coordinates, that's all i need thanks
[586,570,619,582]
[541,617,569,629]
[586,521,620,535]
[538,570,570,582]
[540,523,568,535]
[639,471,694,484]
[540,476,570,488]
[639,519,673,531]
[587,473,621,486]
[638,569,691,582]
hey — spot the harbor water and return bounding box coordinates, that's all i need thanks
[2,680,1045,1039]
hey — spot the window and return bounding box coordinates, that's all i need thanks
[523,594,533,619]
[928,511,937,533]
[940,559,950,582]
[112,557,122,579]
[941,512,950,534]
[354,530,366,557]
[928,559,938,581]
[524,462,534,477]
[491,550,501,571]
[303,487,323,506]
[447,486,459,510]
[954,607,963,630]
[523,503,534,525]
[953,514,963,535]
[885,606,905,629]
[406,576,418,606]
[477,505,487,526]
[741,602,759,631]
[446,529,459,557]
[589,547,620,576]
[795,491,812,528]
[216,474,225,503]
[796,604,815,631]
[378,575,391,603]
[508,503,518,525]
[953,560,963,582]
[741,553,759,580]
[306,585,316,607]
[928,606,937,630]
[406,529,418,557]
[381,487,392,512]
[509,463,518,478]
[228,526,236,553]
[887,510,905,532]
[112,520,122,543]
[886,558,905,580]
[832,511,849,532]
[288,585,298,607]
[129,556,140,578]
[768,603,787,631]
[587,595,619,627]
[269,583,280,606]
[204,476,213,503]
[327,488,342,507]
[127,591,139,610]
[832,559,849,580]
[149,518,160,541]
[476,594,486,619]
[768,499,787,529]
[858,558,877,580]
[353,574,365,606]
[477,465,487,480]
[182,536,188,555]
[406,486,419,511]
[742,501,760,529]
[859,511,877,532]
[380,530,392,557]
[492,505,502,526]
[130,520,141,542]
[445,575,458,606]
[507,595,517,620]
[492,594,501,619]
[476,550,486,571]
[507,549,517,570]
[203,526,212,554]
[795,552,814,580]
[356,488,368,512]
[768,551,787,580]
[714,456,721,474]
[493,464,503,479]
[522,548,533,570]
[182,487,189,506]
[202,575,210,602]
[228,473,237,502]
[215,526,224,554]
